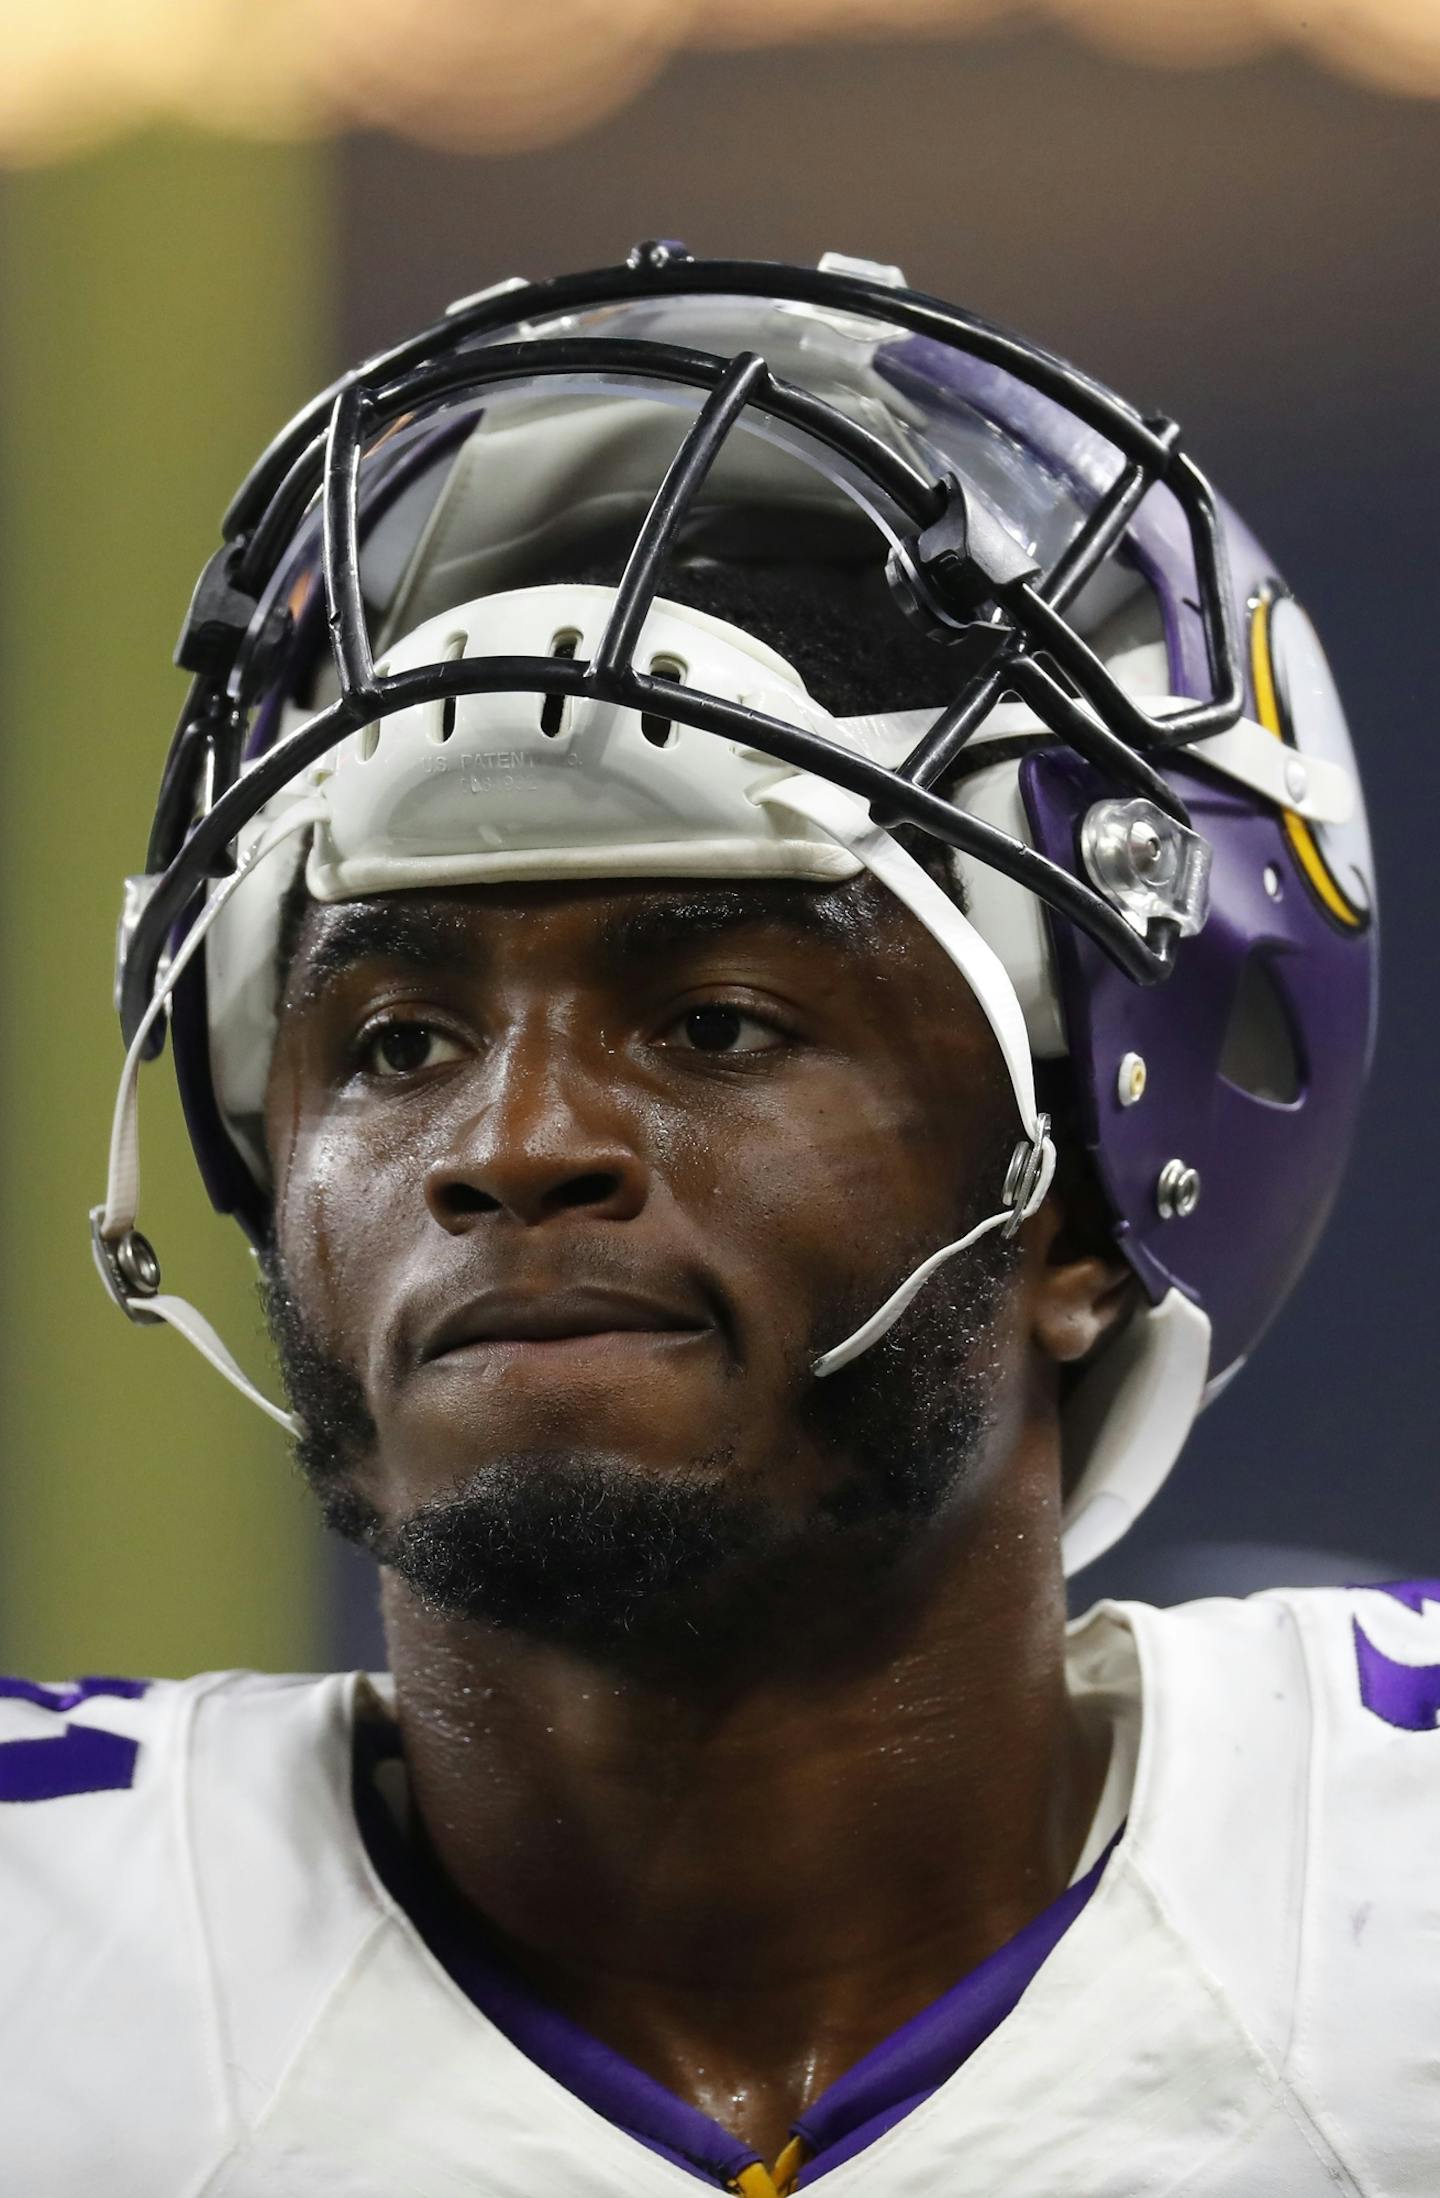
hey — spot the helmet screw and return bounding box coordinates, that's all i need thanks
[1263,863,1283,901]
[1155,1160,1201,1220]
[1283,756,1309,804]
[115,1228,161,1297]
[627,238,690,273]
[1126,819,1164,874]
[1117,1051,1147,1107]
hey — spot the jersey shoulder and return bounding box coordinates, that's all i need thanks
[0,1668,376,2195]
[0,1669,201,1895]
[1271,1574,1440,1747]
[0,1672,234,2190]
[1122,1582,1440,2191]
[1265,1581,1440,2186]
[0,1669,167,1794]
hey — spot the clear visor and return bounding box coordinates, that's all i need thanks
[260,288,1129,718]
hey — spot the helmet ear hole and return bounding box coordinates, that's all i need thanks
[1219,952,1303,1106]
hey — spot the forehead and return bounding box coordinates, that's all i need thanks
[282,873,915,995]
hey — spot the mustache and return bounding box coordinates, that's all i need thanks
[386,1244,745,1383]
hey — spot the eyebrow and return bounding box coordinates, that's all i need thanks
[286,880,864,1003]
[285,899,481,1002]
[591,886,860,969]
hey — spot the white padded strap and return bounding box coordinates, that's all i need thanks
[811,1210,1016,1377]
[143,1294,300,1435]
[96,804,319,1436]
[101,804,321,1238]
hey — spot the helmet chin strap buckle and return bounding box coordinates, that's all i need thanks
[1002,1113,1053,1236]
[89,1209,164,1327]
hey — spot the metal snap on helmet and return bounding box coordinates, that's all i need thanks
[94,243,1378,1575]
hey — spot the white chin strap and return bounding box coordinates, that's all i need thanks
[92,805,319,1437]
[753,776,1057,1378]
[811,1207,1033,1378]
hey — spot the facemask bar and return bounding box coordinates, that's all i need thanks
[119,267,1242,1052]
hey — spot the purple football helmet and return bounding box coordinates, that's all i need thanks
[94,244,1377,1572]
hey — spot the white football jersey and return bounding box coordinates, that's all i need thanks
[1,1584,1436,2194]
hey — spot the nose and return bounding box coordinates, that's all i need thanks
[423,1040,650,1234]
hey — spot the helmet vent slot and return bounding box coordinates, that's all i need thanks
[1219,951,1303,1105]
[540,631,580,738]
[358,721,381,761]
[642,656,685,748]
[434,629,469,744]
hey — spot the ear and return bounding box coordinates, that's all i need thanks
[1025,1197,1135,1368]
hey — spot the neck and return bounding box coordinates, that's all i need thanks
[377,1425,1102,2159]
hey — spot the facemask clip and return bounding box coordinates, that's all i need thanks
[1081,797,1211,938]
[886,473,1039,641]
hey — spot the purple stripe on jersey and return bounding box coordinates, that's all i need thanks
[1352,1619,1440,1733]
[428,1943,761,2185]
[353,1722,760,2186]
[353,1714,1116,2188]
[790,1836,1118,2186]
[1369,1580,1440,1615]
[0,1724,140,1801]
[0,1676,149,1712]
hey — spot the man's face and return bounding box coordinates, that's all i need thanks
[263,873,1029,1658]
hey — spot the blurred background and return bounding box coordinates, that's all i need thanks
[0,2,1435,1677]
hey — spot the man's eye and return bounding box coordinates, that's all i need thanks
[669,1003,785,1055]
[359,1021,466,1077]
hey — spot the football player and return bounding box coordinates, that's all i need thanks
[3,245,1432,2194]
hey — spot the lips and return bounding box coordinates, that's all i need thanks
[419,1286,712,1364]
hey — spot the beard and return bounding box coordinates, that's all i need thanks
[260,1179,1020,1671]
